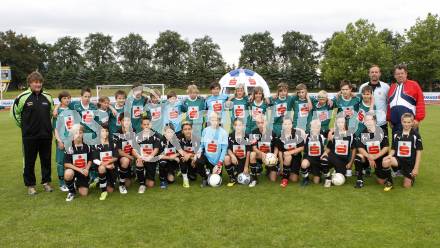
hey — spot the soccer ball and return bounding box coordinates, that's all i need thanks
[208,174,222,187]
[331,173,346,186]
[237,173,251,185]
[264,153,278,167]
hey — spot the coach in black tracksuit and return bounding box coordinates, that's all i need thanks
[11,71,54,195]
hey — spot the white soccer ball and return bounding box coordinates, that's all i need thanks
[237,173,251,185]
[264,153,278,167]
[208,174,222,187]
[331,173,346,186]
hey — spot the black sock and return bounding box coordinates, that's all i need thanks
[159,161,168,182]
[119,167,129,186]
[98,172,107,192]
[384,167,393,183]
[300,167,309,179]
[225,165,235,180]
[282,164,291,179]
[65,179,75,194]
[250,163,257,181]
[321,158,331,179]
[354,155,364,181]
[136,167,146,185]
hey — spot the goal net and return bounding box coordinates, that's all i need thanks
[96,84,166,102]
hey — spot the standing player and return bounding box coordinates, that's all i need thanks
[311,90,333,138]
[95,96,112,128]
[68,87,98,142]
[292,83,314,132]
[128,83,146,133]
[226,83,249,125]
[382,113,423,190]
[53,91,72,192]
[224,119,251,187]
[354,113,389,189]
[94,125,118,200]
[205,82,229,125]
[109,90,127,137]
[246,86,268,134]
[194,112,228,187]
[249,114,278,187]
[183,85,205,138]
[163,91,186,133]
[300,120,328,186]
[270,82,294,137]
[277,118,304,187]
[145,89,164,134]
[355,86,376,136]
[63,124,93,202]
[135,117,161,192]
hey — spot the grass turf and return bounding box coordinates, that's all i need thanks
[0,107,439,247]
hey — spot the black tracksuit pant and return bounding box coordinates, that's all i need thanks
[22,138,52,186]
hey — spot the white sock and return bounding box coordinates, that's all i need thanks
[182,174,188,181]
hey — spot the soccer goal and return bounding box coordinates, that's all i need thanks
[96,84,166,101]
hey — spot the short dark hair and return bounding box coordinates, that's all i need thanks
[132,82,142,89]
[340,79,352,89]
[394,64,408,73]
[361,85,373,94]
[167,91,177,99]
[58,91,71,101]
[114,90,127,99]
[27,71,43,84]
[181,121,192,130]
[80,87,91,96]
[209,82,221,90]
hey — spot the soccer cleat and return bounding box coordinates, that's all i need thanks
[249,180,257,188]
[345,169,353,177]
[384,181,393,192]
[300,177,310,187]
[200,179,208,188]
[183,179,190,188]
[99,191,108,201]
[160,181,168,189]
[28,186,37,195]
[43,183,53,192]
[59,185,69,192]
[324,179,332,188]
[65,192,75,202]
[138,185,146,194]
[280,178,288,188]
[354,180,364,188]
[227,178,237,187]
[119,185,128,194]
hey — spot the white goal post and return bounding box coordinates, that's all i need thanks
[96,84,166,101]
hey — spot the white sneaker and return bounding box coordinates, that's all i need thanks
[324,179,332,188]
[249,180,257,188]
[119,185,128,194]
[138,185,146,194]
[59,185,69,192]
[345,169,352,177]
[65,192,75,202]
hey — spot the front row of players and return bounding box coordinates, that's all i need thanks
[63,111,422,201]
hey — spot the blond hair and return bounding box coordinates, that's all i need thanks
[187,84,199,94]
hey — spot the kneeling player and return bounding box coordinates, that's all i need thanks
[64,124,93,202]
[323,116,356,182]
[276,118,304,187]
[158,124,180,189]
[354,113,389,189]
[249,114,278,187]
[224,119,251,186]
[116,114,136,194]
[94,125,118,200]
[177,122,197,188]
[382,113,422,190]
[135,117,161,193]
[300,120,328,187]
[194,112,228,187]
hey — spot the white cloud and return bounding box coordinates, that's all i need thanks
[1,0,437,64]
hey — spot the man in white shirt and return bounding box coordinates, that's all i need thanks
[358,65,390,136]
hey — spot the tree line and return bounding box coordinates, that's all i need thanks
[0,13,439,91]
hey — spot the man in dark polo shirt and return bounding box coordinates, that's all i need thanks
[11,71,54,195]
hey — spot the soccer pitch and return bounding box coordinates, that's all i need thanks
[0,107,439,248]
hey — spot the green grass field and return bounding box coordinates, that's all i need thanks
[0,107,439,248]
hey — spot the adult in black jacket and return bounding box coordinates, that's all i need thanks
[11,71,54,195]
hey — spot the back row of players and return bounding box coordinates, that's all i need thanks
[53,81,423,202]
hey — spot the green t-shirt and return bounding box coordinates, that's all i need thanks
[183,96,206,125]
[270,95,295,127]
[228,96,249,122]
[292,96,314,131]
[246,100,267,133]
[333,95,361,133]
[355,101,375,135]
[311,99,334,131]
[109,104,125,136]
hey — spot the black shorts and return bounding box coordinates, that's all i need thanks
[396,157,415,179]
[357,156,387,179]
[328,153,349,175]
[105,168,117,188]
[304,155,321,176]
[74,171,89,188]
[290,154,302,175]
[143,161,158,181]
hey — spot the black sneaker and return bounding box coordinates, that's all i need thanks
[300,177,310,187]
[354,180,364,188]
[200,179,208,188]
[384,180,393,192]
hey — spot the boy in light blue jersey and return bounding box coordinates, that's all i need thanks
[163,91,186,134]
[194,112,228,187]
[126,83,146,133]
[108,90,127,138]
